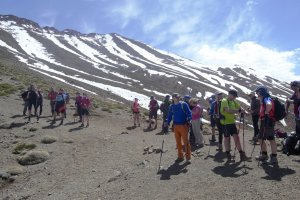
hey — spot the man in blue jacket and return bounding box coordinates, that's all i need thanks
[167,93,192,163]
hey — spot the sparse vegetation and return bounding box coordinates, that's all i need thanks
[41,136,57,144]
[13,143,36,154]
[29,127,38,132]
[17,150,50,165]
[101,107,112,113]
[0,83,19,96]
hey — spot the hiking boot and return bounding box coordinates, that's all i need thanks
[154,124,157,129]
[210,135,216,142]
[175,158,184,163]
[217,143,223,151]
[226,153,232,161]
[79,123,84,128]
[86,123,89,128]
[196,143,204,149]
[240,151,247,161]
[186,159,191,165]
[59,119,64,125]
[255,154,269,162]
[268,155,278,165]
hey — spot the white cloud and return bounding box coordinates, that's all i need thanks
[192,41,300,81]
[111,0,141,28]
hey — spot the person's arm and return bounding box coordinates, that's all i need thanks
[167,105,173,125]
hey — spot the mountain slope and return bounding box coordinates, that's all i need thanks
[0,15,292,109]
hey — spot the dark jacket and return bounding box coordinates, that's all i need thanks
[250,96,260,116]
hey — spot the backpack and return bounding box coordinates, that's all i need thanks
[282,133,300,156]
[65,93,70,104]
[271,97,286,121]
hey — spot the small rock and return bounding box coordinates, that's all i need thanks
[48,193,52,196]
[143,146,149,151]
[121,132,128,134]
[8,176,16,182]
[92,169,96,172]
[0,172,11,180]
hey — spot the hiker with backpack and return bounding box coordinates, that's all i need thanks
[220,90,247,161]
[26,85,38,123]
[189,98,204,148]
[286,81,300,135]
[147,96,159,130]
[21,87,30,116]
[212,91,225,151]
[248,92,261,142]
[75,92,83,122]
[160,95,171,133]
[166,93,192,163]
[184,95,195,145]
[208,94,217,142]
[52,88,66,125]
[35,88,43,121]
[132,98,140,127]
[254,85,279,164]
[48,87,57,116]
[79,92,91,128]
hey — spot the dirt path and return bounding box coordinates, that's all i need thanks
[1,92,300,200]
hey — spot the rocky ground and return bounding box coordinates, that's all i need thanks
[1,75,300,200]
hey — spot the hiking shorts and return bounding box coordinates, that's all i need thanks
[55,101,65,114]
[149,110,157,119]
[81,108,90,116]
[27,101,36,110]
[223,124,238,137]
[210,115,216,127]
[258,120,275,140]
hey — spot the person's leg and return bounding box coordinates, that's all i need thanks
[233,134,242,152]
[86,113,89,127]
[252,115,259,138]
[174,125,184,160]
[180,125,191,161]
[217,122,223,148]
[137,113,140,126]
[191,120,201,145]
[210,115,216,141]
[154,113,158,129]
[23,101,28,115]
[39,103,43,116]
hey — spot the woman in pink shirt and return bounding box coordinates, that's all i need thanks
[80,93,91,128]
[132,98,140,127]
[189,98,204,147]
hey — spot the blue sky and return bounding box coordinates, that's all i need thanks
[0,0,299,81]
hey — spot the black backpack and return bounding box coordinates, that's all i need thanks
[272,97,286,121]
[282,133,300,156]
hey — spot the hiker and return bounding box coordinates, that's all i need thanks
[167,93,192,163]
[26,85,38,123]
[160,95,171,133]
[212,91,225,151]
[147,96,159,129]
[48,87,57,116]
[189,98,204,148]
[21,87,30,116]
[75,92,83,122]
[208,94,216,142]
[184,95,195,145]
[132,98,140,127]
[35,88,43,120]
[248,92,261,142]
[52,88,66,125]
[286,81,300,136]
[220,90,247,161]
[79,92,91,127]
[254,85,279,164]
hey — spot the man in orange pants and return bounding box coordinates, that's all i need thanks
[167,93,192,163]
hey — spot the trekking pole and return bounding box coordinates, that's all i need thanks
[242,113,247,174]
[157,124,166,173]
[233,114,243,161]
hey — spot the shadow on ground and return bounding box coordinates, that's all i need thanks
[158,161,189,180]
[212,162,253,178]
[261,164,296,181]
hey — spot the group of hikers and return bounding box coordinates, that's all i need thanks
[21,85,91,127]
[132,82,300,165]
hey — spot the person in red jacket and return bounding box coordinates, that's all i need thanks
[75,92,83,122]
[132,98,140,127]
[80,92,91,128]
[48,87,57,116]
